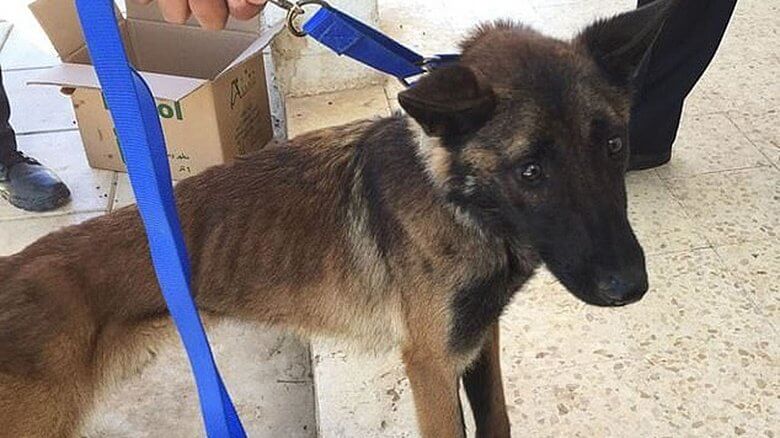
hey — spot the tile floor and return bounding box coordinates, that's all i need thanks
[1,0,777,437]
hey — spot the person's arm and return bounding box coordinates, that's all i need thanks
[134,0,268,30]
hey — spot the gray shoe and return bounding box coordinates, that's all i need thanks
[0,151,71,212]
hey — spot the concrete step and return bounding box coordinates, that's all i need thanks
[84,323,317,438]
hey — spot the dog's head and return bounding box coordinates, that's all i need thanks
[399,1,675,307]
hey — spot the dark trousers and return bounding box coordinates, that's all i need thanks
[631,0,737,155]
[0,64,18,164]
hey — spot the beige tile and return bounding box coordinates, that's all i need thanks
[719,0,779,63]
[0,1,60,70]
[286,86,391,137]
[84,324,316,438]
[312,345,419,438]
[503,358,647,438]
[686,67,778,118]
[626,171,710,255]
[0,131,114,220]
[503,349,777,438]
[0,212,102,256]
[619,347,778,438]
[632,249,772,363]
[657,113,769,179]
[728,110,780,168]
[500,269,631,372]
[0,24,59,70]
[4,68,77,134]
[501,248,777,436]
[667,167,779,246]
[715,238,779,324]
[500,248,764,373]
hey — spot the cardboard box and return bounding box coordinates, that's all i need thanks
[28,0,284,179]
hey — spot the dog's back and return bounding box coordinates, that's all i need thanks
[0,115,501,435]
[0,119,366,434]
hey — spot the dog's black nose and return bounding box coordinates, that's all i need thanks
[596,270,648,306]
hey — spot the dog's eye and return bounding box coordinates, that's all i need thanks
[518,163,543,182]
[607,137,624,156]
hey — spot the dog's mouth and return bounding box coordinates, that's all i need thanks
[547,265,648,308]
[570,289,642,307]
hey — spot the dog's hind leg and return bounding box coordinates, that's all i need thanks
[0,376,91,438]
[463,322,511,438]
[402,345,465,438]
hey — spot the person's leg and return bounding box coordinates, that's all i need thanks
[0,65,71,211]
[0,63,18,165]
[629,0,737,170]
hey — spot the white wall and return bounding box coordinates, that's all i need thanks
[269,0,383,97]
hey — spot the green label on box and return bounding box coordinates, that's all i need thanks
[102,93,183,120]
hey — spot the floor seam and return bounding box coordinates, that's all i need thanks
[0,209,107,224]
[653,170,719,252]
[106,172,119,213]
[3,65,56,73]
[16,127,80,137]
[723,111,777,168]
[657,163,773,182]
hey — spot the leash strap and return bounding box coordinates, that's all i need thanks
[301,5,459,83]
[74,1,245,436]
[71,1,455,435]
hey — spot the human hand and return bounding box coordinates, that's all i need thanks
[134,0,268,30]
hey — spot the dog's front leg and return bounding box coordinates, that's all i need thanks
[463,323,510,438]
[402,346,465,438]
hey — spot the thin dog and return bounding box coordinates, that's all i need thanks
[0,1,673,436]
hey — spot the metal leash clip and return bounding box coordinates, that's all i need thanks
[267,0,331,37]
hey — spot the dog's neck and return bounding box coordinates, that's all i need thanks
[409,120,454,192]
[404,115,541,272]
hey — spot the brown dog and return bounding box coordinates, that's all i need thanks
[0,2,673,436]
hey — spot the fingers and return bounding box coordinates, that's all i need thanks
[132,0,266,30]
[156,0,192,24]
[189,0,229,30]
[227,0,262,21]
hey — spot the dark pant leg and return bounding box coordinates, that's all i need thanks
[630,0,737,156]
[0,64,19,164]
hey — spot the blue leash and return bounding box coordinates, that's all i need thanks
[73,1,455,436]
[74,1,245,436]
[282,0,459,85]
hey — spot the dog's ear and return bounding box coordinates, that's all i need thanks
[398,64,496,138]
[577,0,676,86]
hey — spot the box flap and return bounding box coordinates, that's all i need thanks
[27,64,208,101]
[216,19,286,79]
[29,0,123,61]
[126,0,260,34]
[127,20,259,80]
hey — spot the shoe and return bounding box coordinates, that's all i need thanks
[628,149,672,171]
[0,151,71,212]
